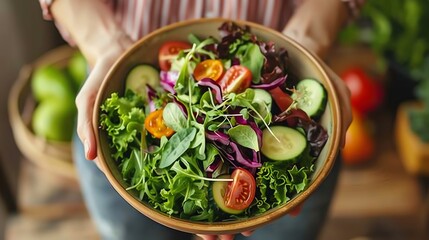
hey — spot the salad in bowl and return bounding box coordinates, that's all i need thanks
[94,19,341,234]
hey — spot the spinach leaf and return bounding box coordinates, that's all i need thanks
[228,125,259,151]
[163,102,188,131]
[159,127,197,168]
[237,43,265,84]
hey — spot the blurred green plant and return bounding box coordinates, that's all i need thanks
[340,0,429,142]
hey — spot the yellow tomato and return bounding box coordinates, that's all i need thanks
[342,110,375,165]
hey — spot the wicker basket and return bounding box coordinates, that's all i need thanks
[9,45,78,180]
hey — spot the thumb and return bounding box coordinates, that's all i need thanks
[75,81,98,160]
[75,58,113,160]
[319,61,353,148]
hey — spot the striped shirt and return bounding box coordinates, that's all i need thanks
[105,0,301,41]
[40,0,365,43]
[41,0,304,42]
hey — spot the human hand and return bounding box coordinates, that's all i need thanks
[194,201,306,240]
[321,62,353,148]
[196,231,253,240]
[75,38,132,163]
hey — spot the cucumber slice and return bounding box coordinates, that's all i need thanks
[292,78,327,118]
[261,126,307,161]
[125,64,160,97]
[212,175,244,215]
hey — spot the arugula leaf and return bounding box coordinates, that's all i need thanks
[120,149,141,181]
[202,144,220,171]
[188,33,201,45]
[190,122,206,160]
[228,89,275,138]
[174,38,216,97]
[169,157,214,220]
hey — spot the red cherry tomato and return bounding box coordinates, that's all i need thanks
[224,168,256,210]
[218,65,252,94]
[193,59,225,81]
[158,41,191,71]
[341,67,384,114]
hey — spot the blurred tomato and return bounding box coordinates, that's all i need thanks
[342,110,375,166]
[158,41,191,71]
[341,67,384,114]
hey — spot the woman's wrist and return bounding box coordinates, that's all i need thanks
[89,31,134,68]
[282,0,351,58]
[49,0,133,66]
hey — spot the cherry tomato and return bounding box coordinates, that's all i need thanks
[341,67,384,114]
[144,108,175,138]
[158,41,191,71]
[269,87,293,112]
[342,109,375,165]
[224,168,256,210]
[218,65,252,94]
[193,59,225,81]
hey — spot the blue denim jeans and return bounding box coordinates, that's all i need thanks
[73,134,340,240]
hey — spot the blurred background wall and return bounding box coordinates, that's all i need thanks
[0,0,64,237]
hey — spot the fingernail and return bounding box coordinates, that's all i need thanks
[84,140,90,159]
[242,231,254,237]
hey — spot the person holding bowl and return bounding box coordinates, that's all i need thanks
[38,0,360,239]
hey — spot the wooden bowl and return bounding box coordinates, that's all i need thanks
[94,18,342,235]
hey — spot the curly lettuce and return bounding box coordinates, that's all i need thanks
[99,90,146,160]
[248,149,314,215]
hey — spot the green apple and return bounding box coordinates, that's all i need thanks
[67,51,87,90]
[31,65,75,102]
[32,100,77,141]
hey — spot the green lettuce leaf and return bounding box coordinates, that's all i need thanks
[100,91,146,160]
[249,158,314,215]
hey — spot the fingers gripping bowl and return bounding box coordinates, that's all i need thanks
[94,18,342,234]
